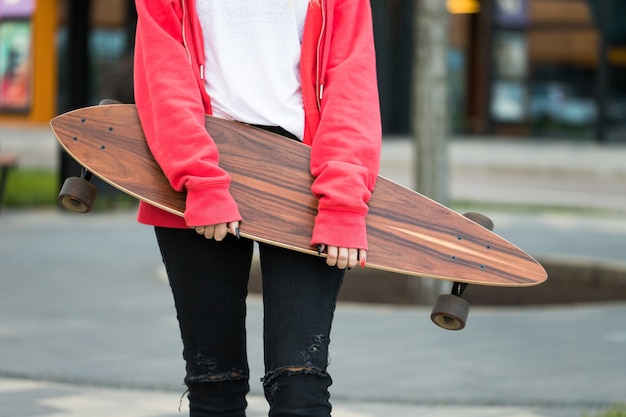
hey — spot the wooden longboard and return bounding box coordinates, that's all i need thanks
[51,104,547,287]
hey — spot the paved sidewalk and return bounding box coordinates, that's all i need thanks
[1,210,625,417]
[0,377,602,417]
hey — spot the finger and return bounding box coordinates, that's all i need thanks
[203,225,215,240]
[336,247,350,270]
[228,221,240,239]
[346,248,359,269]
[358,249,367,268]
[326,246,338,267]
[213,223,229,241]
[194,226,205,235]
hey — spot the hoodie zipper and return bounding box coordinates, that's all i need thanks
[315,0,326,111]
[182,0,206,81]
[181,0,200,77]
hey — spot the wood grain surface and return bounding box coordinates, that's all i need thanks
[51,104,547,287]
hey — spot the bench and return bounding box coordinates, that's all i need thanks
[0,153,18,209]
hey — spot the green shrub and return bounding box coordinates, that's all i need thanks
[2,169,57,207]
[2,168,137,210]
[585,404,626,417]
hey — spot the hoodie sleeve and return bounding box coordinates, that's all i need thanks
[309,0,382,250]
[133,0,241,227]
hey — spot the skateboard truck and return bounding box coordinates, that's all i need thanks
[57,100,122,214]
[58,168,98,213]
[430,212,494,331]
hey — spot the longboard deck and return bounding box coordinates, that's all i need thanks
[51,104,547,287]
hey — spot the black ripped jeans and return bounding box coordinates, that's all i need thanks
[155,227,345,417]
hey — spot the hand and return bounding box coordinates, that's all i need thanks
[194,221,240,241]
[319,245,367,270]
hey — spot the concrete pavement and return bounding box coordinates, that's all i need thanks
[1,124,626,416]
[1,210,626,417]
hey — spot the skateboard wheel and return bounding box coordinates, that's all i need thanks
[98,98,122,105]
[58,176,98,213]
[431,294,470,331]
[463,212,494,231]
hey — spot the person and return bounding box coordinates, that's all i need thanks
[133,0,381,415]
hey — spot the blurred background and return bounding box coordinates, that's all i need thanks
[1,0,625,203]
[2,0,625,138]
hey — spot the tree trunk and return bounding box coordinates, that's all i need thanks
[412,0,451,304]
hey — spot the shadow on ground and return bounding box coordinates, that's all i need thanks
[249,258,626,306]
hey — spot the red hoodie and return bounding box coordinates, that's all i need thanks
[133,0,381,250]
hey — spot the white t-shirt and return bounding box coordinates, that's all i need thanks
[196,1,309,140]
